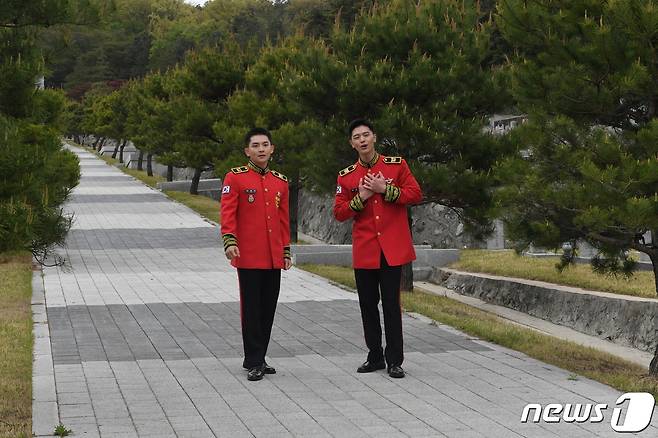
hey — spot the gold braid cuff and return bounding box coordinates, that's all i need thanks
[349,194,365,212]
[284,246,291,259]
[222,233,238,251]
[384,184,401,203]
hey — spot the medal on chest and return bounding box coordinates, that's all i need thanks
[275,191,281,208]
[245,189,256,203]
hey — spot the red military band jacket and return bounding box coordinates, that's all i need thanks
[334,153,423,269]
[220,161,291,269]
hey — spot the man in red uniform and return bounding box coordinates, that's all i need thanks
[220,127,292,381]
[334,119,422,378]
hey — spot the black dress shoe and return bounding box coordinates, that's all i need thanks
[387,365,405,378]
[243,362,275,374]
[247,366,265,381]
[357,360,386,373]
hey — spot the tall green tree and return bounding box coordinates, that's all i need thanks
[217,35,340,242]
[41,0,153,91]
[323,0,510,232]
[272,0,510,287]
[0,1,98,262]
[167,41,253,193]
[497,0,658,373]
[124,74,179,174]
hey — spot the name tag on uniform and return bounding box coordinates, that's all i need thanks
[245,189,256,203]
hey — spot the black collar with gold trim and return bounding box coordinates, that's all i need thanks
[358,152,379,168]
[247,160,269,175]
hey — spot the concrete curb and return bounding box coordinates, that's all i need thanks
[414,281,654,367]
[31,268,59,437]
[432,268,658,354]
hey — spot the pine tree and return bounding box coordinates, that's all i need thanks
[165,41,253,194]
[297,0,513,235]
[217,35,344,242]
[497,0,658,373]
[0,1,96,262]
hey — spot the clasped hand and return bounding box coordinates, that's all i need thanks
[359,171,387,200]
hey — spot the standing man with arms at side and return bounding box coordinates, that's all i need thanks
[220,127,293,381]
[334,119,422,378]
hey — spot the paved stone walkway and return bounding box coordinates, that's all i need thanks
[32,145,658,437]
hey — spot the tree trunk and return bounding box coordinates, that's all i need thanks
[73,134,80,144]
[649,247,658,376]
[119,140,126,163]
[137,150,144,171]
[111,139,120,159]
[650,343,658,376]
[92,136,101,149]
[98,137,107,152]
[400,208,414,292]
[146,153,153,177]
[400,263,414,292]
[190,167,202,195]
[289,177,300,243]
[166,164,173,182]
[650,250,658,297]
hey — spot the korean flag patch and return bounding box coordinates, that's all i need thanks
[222,185,230,194]
[336,185,342,194]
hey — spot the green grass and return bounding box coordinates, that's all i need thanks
[124,168,165,189]
[0,252,33,438]
[301,264,356,289]
[298,263,658,399]
[452,249,656,299]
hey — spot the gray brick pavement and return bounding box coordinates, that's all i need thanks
[32,145,658,437]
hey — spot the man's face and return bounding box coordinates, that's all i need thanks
[350,125,376,156]
[244,134,274,168]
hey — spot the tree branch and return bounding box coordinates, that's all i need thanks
[586,231,646,253]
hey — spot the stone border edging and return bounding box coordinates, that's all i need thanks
[32,268,58,437]
[431,268,658,353]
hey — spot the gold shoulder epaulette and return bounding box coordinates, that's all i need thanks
[383,156,403,164]
[339,164,357,176]
[231,166,249,174]
[271,170,288,182]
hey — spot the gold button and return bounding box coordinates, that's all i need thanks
[266,202,269,206]
[375,216,379,220]
[269,229,272,233]
[377,232,381,236]
[267,216,271,220]
[265,188,269,192]
[374,200,378,204]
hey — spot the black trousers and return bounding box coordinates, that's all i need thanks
[354,253,403,367]
[237,268,281,369]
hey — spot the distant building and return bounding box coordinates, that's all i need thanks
[487,114,526,135]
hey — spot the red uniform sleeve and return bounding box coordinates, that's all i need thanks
[333,177,360,222]
[280,182,291,259]
[384,159,423,205]
[219,172,239,250]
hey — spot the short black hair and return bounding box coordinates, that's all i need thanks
[244,127,272,146]
[348,118,375,137]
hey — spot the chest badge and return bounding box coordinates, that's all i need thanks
[245,189,256,203]
[275,191,281,208]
